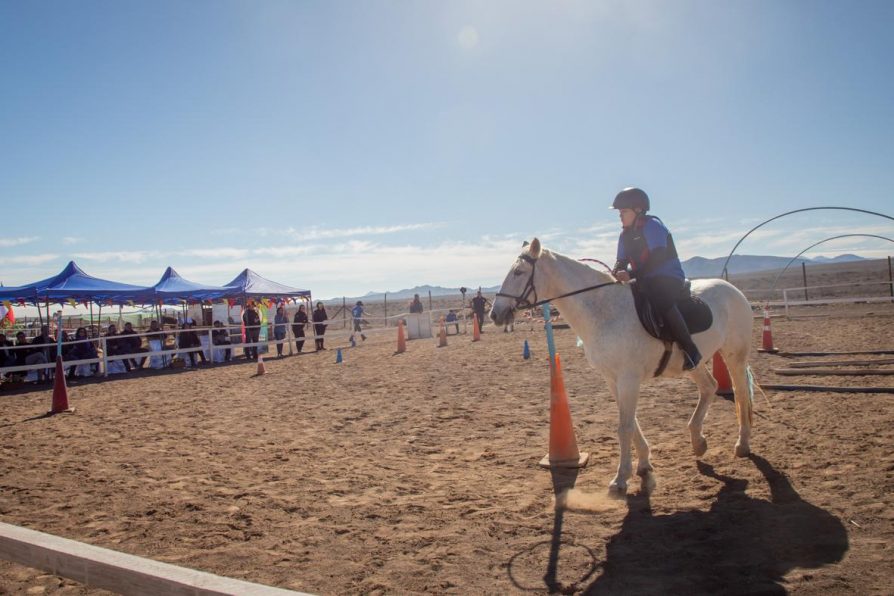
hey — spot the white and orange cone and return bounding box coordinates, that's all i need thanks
[758,308,779,353]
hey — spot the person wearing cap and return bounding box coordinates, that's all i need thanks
[471,289,490,334]
[351,300,367,342]
[611,187,702,370]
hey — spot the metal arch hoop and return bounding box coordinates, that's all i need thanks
[721,207,894,279]
[769,233,894,292]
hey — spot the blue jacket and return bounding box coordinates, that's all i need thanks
[616,215,685,281]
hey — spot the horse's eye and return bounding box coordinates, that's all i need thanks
[513,268,524,276]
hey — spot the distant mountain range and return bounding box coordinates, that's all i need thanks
[680,253,866,278]
[325,254,868,302]
[327,284,502,304]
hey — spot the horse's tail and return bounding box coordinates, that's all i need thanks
[744,365,756,426]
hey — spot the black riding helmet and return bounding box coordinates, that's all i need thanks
[611,187,650,212]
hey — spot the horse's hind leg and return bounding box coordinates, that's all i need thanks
[688,366,718,457]
[633,417,656,493]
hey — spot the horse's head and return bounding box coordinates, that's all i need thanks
[490,238,543,326]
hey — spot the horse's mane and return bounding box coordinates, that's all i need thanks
[542,248,616,284]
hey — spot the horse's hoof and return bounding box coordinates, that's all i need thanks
[692,437,708,457]
[639,471,657,494]
[734,443,750,458]
[607,482,627,499]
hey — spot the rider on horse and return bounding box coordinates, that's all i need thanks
[611,187,702,370]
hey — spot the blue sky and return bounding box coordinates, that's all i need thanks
[2,0,893,299]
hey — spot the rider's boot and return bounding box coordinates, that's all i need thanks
[663,304,702,370]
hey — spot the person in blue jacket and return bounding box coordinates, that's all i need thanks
[351,301,367,342]
[611,187,702,370]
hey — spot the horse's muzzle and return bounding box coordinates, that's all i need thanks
[489,305,514,326]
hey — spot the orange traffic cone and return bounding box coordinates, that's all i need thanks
[539,354,589,469]
[472,314,481,342]
[712,352,733,396]
[256,355,266,375]
[758,309,779,353]
[49,356,74,415]
[396,320,407,354]
[438,316,448,347]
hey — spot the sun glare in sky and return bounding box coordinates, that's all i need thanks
[458,25,479,49]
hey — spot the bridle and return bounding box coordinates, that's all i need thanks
[495,253,619,310]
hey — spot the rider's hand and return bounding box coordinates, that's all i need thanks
[615,271,630,282]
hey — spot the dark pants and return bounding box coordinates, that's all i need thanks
[245,329,259,360]
[275,330,286,356]
[637,275,700,365]
[128,348,148,370]
[474,311,486,332]
[214,341,232,361]
[293,327,305,352]
[186,349,207,367]
[314,325,326,350]
[636,275,687,316]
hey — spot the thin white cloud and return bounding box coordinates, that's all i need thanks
[0,236,39,247]
[252,245,319,258]
[0,254,59,266]
[62,236,83,245]
[181,248,250,260]
[293,223,440,240]
[74,250,164,263]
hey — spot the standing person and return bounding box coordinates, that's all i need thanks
[292,304,308,353]
[471,290,490,334]
[273,305,288,357]
[243,302,261,360]
[611,187,701,370]
[350,300,367,342]
[0,333,12,370]
[312,302,328,351]
[409,294,424,313]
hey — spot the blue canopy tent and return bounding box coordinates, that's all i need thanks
[223,269,312,304]
[0,261,150,325]
[149,267,230,304]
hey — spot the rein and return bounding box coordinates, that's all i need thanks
[496,254,620,309]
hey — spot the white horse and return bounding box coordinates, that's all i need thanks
[490,238,755,495]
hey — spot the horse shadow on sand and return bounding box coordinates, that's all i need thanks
[583,454,848,595]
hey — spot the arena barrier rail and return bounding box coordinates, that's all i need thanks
[0,520,307,595]
[0,306,528,383]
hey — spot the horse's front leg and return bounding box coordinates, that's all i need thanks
[608,376,642,496]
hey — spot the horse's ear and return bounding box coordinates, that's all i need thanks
[522,240,530,247]
[529,238,542,258]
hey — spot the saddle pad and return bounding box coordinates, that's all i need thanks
[631,283,713,342]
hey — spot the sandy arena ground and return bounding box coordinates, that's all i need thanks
[1,302,893,594]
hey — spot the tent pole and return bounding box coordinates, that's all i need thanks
[90,302,94,335]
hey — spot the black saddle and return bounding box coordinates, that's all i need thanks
[630,280,713,342]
